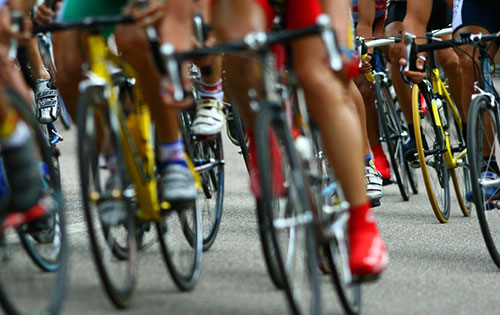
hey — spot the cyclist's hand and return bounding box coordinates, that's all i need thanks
[360,54,372,74]
[159,64,194,110]
[130,0,164,28]
[0,10,32,45]
[399,56,426,83]
[34,3,56,25]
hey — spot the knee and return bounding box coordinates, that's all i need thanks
[355,78,375,102]
[115,26,149,66]
[389,44,404,66]
[439,50,462,75]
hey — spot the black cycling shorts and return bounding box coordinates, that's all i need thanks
[385,0,452,32]
[453,0,500,33]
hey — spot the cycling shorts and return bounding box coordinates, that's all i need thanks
[211,0,322,30]
[385,0,452,32]
[352,0,386,25]
[453,0,500,34]
[59,0,128,37]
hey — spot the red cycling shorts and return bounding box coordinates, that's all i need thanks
[211,0,323,30]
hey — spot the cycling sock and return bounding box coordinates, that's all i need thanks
[159,139,187,169]
[0,119,30,150]
[199,79,224,103]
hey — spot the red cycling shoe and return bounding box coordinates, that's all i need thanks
[248,131,286,199]
[348,202,388,282]
[371,144,392,181]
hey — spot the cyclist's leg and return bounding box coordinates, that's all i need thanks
[350,80,384,202]
[385,20,412,128]
[0,7,44,215]
[435,38,465,119]
[26,38,61,123]
[191,0,226,136]
[295,0,388,277]
[453,0,500,123]
[211,0,267,131]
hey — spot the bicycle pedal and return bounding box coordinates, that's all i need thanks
[382,178,393,186]
[370,199,381,208]
[352,272,381,284]
[409,159,421,169]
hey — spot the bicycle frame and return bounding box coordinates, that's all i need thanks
[423,47,467,170]
[84,34,162,221]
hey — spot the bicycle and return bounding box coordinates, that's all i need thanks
[416,31,500,267]
[357,36,418,201]
[163,14,362,315]
[0,85,68,315]
[403,28,471,223]
[36,15,203,308]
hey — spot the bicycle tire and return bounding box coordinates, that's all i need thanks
[447,109,471,217]
[395,97,419,195]
[255,107,321,315]
[0,87,68,315]
[310,127,361,315]
[77,88,138,308]
[180,111,224,251]
[375,76,410,201]
[412,84,451,223]
[157,200,202,291]
[467,95,500,267]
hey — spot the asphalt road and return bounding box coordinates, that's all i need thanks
[39,124,500,315]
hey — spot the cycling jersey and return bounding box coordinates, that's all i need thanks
[211,0,322,30]
[453,0,500,33]
[385,0,451,32]
[352,0,386,24]
[59,0,128,37]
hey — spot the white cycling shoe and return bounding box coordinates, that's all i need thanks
[191,99,226,136]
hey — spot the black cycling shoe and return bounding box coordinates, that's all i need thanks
[226,107,240,146]
[404,137,420,168]
[3,137,43,212]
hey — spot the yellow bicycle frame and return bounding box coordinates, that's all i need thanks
[429,68,467,169]
[86,34,162,221]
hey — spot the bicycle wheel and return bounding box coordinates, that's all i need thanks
[0,87,68,315]
[255,108,320,315]
[447,106,471,217]
[375,76,409,201]
[311,128,361,315]
[395,97,419,194]
[77,89,137,308]
[467,95,500,267]
[412,84,451,222]
[157,200,202,291]
[181,111,224,251]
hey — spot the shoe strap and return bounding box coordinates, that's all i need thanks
[196,98,225,115]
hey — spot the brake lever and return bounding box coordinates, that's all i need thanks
[403,32,416,72]
[160,43,185,102]
[316,14,342,72]
[193,12,205,45]
[8,11,23,61]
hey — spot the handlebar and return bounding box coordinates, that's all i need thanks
[157,14,343,102]
[355,36,401,82]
